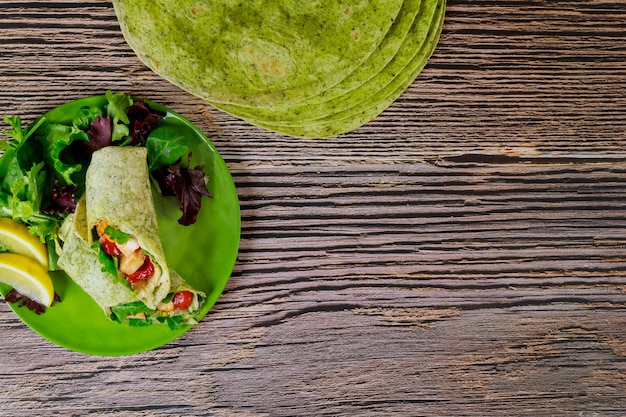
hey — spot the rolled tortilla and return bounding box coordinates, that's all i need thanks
[58,207,136,316]
[58,197,205,325]
[110,269,206,327]
[85,146,170,309]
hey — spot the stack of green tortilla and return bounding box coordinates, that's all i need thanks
[112,0,446,138]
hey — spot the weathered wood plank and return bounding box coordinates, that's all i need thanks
[1,0,625,416]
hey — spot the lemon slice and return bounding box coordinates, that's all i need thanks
[0,253,54,307]
[0,218,48,269]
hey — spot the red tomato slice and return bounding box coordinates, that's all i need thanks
[126,255,154,284]
[100,236,122,256]
[172,291,194,310]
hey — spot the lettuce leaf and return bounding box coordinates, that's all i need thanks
[110,301,154,326]
[35,123,85,186]
[103,225,130,244]
[73,106,104,131]
[90,242,120,278]
[156,315,185,330]
[105,90,131,142]
[146,125,190,171]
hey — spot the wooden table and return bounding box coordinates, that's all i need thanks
[1,1,625,415]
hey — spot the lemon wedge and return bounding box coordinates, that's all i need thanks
[0,218,48,269]
[0,253,54,307]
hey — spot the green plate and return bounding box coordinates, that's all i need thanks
[0,95,240,356]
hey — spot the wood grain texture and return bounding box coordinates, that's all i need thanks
[1,0,625,416]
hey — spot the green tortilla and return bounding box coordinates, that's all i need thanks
[214,0,429,121]
[148,270,206,325]
[58,209,136,316]
[58,212,205,325]
[112,0,446,137]
[253,0,446,137]
[112,0,404,108]
[58,167,205,325]
[84,146,170,309]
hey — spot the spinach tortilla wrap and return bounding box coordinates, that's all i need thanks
[84,146,170,309]
[112,0,447,137]
[58,204,136,314]
[112,0,404,108]
[58,192,205,327]
[216,0,442,127]
[253,0,446,138]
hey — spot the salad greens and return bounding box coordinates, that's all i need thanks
[145,125,190,171]
[92,226,131,283]
[105,91,132,142]
[91,242,120,279]
[0,91,211,267]
[103,226,131,245]
[0,114,58,241]
[110,301,154,327]
[110,299,186,330]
